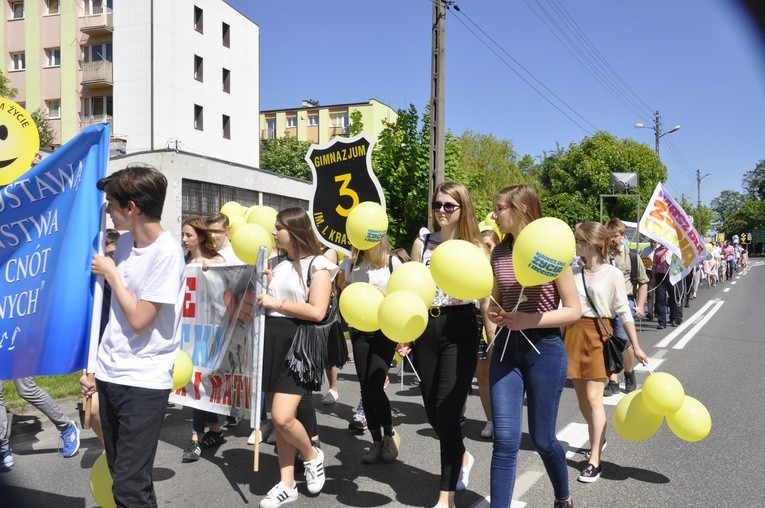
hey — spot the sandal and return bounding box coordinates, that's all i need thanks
[200,430,225,448]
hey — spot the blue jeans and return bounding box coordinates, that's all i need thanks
[611,298,636,344]
[489,328,570,506]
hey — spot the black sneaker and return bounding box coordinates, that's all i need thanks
[577,463,601,483]
[603,381,620,397]
[182,441,201,462]
[554,496,574,508]
[657,324,666,329]
[200,430,225,448]
[624,371,637,393]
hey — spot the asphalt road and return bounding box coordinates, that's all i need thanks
[2,260,763,507]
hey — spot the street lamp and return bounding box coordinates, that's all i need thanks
[635,110,680,158]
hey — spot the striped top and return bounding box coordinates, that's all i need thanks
[491,241,560,313]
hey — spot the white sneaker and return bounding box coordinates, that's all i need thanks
[260,482,298,507]
[456,451,474,491]
[303,446,326,494]
[322,389,338,405]
[247,429,261,445]
[480,421,494,438]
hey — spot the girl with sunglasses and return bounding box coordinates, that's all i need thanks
[402,181,494,508]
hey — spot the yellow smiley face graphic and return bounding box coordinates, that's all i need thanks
[0,98,41,186]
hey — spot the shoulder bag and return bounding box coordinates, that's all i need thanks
[284,256,340,390]
[580,269,625,374]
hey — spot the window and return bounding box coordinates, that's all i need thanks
[82,96,113,117]
[83,43,113,62]
[222,115,230,139]
[194,55,203,82]
[308,113,319,127]
[84,0,105,16]
[222,22,230,47]
[287,116,297,128]
[194,6,203,33]
[45,48,61,67]
[10,2,23,19]
[330,112,349,128]
[222,68,230,93]
[194,104,204,130]
[10,52,25,71]
[47,0,60,15]
[265,118,276,139]
[47,100,61,119]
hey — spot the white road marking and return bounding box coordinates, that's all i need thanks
[724,287,731,292]
[655,299,717,348]
[673,300,725,349]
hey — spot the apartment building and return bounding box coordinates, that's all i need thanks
[260,98,397,145]
[1,0,260,169]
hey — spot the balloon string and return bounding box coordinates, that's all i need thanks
[404,353,421,382]
[490,291,540,360]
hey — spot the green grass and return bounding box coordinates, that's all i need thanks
[2,372,83,411]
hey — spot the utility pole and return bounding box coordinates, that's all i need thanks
[653,110,661,157]
[429,0,447,228]
[697,169,711,233]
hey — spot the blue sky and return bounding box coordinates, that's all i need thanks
[228,0,765,207]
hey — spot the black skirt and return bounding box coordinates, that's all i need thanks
[262,316,310,395]
[325,320,349,368]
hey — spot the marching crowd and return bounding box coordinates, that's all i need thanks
[1,163,750,508]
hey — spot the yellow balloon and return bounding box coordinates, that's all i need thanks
[666,396,711,442]
[612,389,664,442]
[346,201,388,250]
[246,205,278,234]
[484,213,496,227]
[172,350,193,391]
[339,282,384,332]
[642,372,685,416]
[90,451,116,508]
[430,240,493,300]
[230,223,271,265]
[220,201,245,219]
[386,262,436,307]
[0,98,40,186]
[227,214,246,239]
[378,290,428,343]
[512,217,574,287]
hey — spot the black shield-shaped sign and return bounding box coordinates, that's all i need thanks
[306,132,385,256]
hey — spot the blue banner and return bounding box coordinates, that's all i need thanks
[0,123,110,378]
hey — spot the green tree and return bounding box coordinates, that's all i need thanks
[537,131,666,225]
[710,189,746,230]
[0,70,18,99]
[31,108,55,147]
[722,199,765,238]
[349,110,363,136]
[259,135,312,180]
[742,160,765,200]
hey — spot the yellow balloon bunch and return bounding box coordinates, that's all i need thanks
[346,202,388,250]
[230,223,271,265]
[386,262,437,307]
[90,451,116,508]
[378,291,428,343]
[339,282,384,332]
[613,372,711,443]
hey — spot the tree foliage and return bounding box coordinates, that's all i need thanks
[31,108,55,147]
[349,110,363,136]
[742,159,765,200]
[259,135,312,180]
[710,190,745,229]
[0,70,18,99]
[537,131,666,224]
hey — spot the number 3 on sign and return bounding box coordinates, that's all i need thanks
[334,173,359,217]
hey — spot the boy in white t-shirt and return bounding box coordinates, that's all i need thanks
[80,165,185,507]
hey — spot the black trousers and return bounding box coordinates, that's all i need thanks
[98,380,169,508]
[352,330,397,436]
[412,305,478,491]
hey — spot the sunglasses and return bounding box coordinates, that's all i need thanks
[432,201,461,213]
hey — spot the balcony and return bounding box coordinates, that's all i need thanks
[81,60,113,88]
[81,115,113,129]
[330,126,349,137]
[80,12,113,35]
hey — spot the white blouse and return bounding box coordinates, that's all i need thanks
[573,264,633,324]
[267,254,339,317]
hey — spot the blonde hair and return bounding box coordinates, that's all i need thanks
[605,218,626,256]
[349,236,392,270]
[494,184,542,244]
[576,221,610,261]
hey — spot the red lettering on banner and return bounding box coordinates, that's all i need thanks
[183,276,197,318]
[209,374,223,403]
[192,371,203,400]
[221,374,233,407]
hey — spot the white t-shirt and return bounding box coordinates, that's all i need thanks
[96,231,186,389]
[573,264,633,325]
[340,255,401,293]
[266,254,339,317]
[218,244,245,266]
